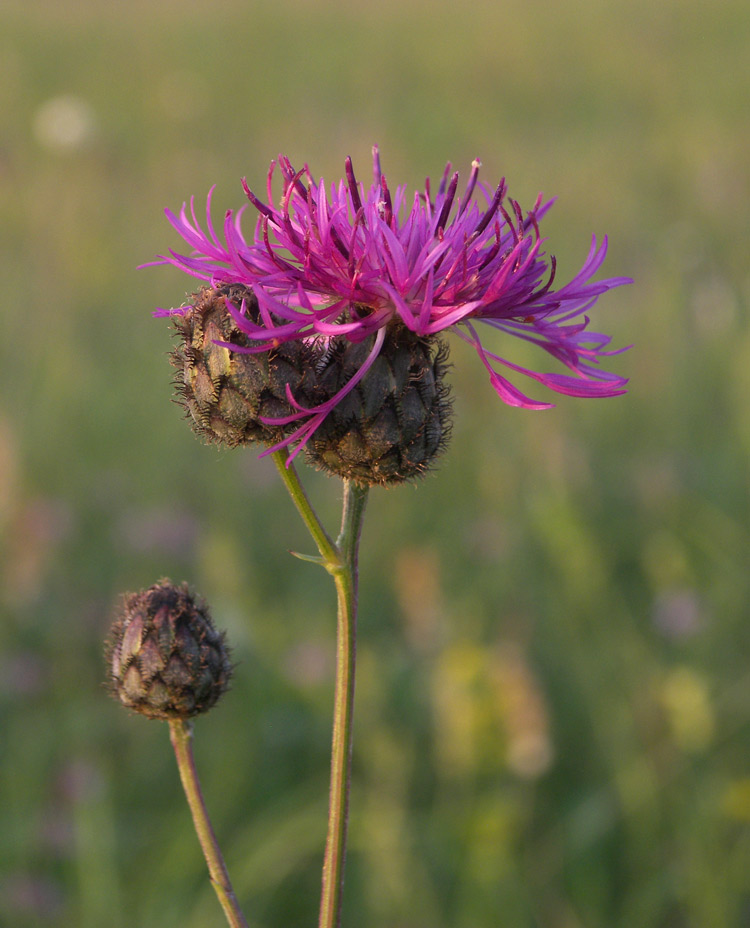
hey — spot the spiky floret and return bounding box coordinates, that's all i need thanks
[171,285,317,447]
[106,580,232,720]
[151,147,631,464]
[304,324,452,486]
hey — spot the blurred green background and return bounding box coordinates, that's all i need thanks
[2,0,749,925]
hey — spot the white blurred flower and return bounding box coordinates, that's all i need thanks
[33,95,96,152]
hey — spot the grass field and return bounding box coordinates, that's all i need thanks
[1,0,750,925]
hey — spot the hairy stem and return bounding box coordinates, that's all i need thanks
[270,451,369,928]
[168,720,249,928]
[318,479,369,928]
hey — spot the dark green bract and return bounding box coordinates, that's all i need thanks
[172,285,317,448]
[305,327,453,486]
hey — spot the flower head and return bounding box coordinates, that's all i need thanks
[152,148,629,461]
[106,580,232,720]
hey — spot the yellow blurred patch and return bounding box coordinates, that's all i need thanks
[432,640,553,779]
[721,779,750,822]
[659,666,714,753]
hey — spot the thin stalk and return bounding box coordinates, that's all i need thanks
[271,449,339,566]
[168,720,249,928]
[269,450,369,928]
[318,479,369,928]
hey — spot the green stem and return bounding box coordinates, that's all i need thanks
[271,450,339,565]
[270,449,369,928]
[168,720,249,928]
[319,479,369,928]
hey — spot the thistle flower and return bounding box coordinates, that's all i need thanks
[106,580,232,720]
[151,147,629,472]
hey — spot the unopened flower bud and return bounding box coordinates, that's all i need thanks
[172,285,316,448]
[305,325,453,486]
[106,580,231,720]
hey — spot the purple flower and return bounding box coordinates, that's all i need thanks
[151,148,630,458]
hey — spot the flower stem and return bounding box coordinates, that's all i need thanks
[319,479,368,928]
[269,452,368,928]
[168,719,249,928]
[271,449,339,566]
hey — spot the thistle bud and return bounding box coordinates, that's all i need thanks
[305,325,453,486]
[172,285,316,448]
[106,580,231,720]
